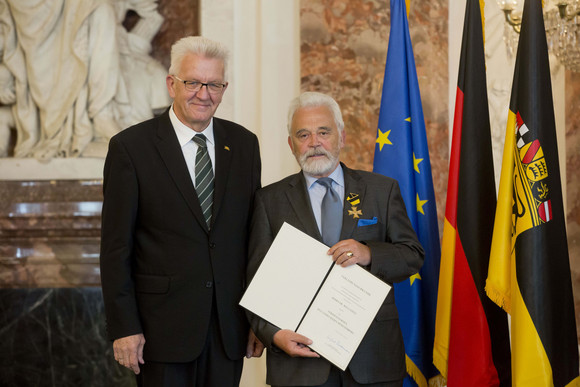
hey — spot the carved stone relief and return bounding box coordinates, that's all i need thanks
[0,0,170,160]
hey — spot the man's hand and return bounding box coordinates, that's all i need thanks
[273,330,320,358]
[246,329,265,358]
[328,239,371,267]
[113,334,146,374]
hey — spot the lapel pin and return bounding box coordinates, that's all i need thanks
[346,193,362,219]
[347,193,360,206]
[224,146,230,151]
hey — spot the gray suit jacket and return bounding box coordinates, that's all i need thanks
[247,163,424,386]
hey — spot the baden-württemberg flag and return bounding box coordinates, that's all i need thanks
[373,1,441,386]
[433,0,511,385]
[486,0,579,385]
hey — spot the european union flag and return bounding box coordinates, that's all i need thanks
[372,1,441,386]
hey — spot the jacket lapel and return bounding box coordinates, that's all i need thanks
[212,119,232,229]
[154,111,209,232]
[340,164,366,240]
[285,173,323,242]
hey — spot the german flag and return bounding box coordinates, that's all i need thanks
[433,0,511,385]
[486,0,580,385]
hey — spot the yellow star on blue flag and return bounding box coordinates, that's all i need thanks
[416,193,427,215]
[413,153,423,173]
[376,128,393,151]
[410,273,422,285]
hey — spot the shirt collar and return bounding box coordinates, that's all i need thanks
[304,163,344,190]
[169,104,215,147]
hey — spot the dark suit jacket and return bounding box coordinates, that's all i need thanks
[100,110,261,363]
[247,163,424,386]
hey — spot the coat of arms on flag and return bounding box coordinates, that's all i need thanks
[513,111,552,233]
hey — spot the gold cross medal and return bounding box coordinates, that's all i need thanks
[346,193,362,219]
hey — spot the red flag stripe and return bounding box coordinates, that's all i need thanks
[445,86,463,228]
[448,229,499,386]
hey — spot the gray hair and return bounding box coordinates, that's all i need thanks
[287,92,345,135]
[168,36,229,80]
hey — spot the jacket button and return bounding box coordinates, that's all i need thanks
[209,242,216,249]
[206,281,213,288]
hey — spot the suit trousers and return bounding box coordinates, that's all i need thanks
[271,365,403,387]
[136,294,243,387]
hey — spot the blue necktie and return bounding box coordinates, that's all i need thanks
[192,134,214,228]
[317,177,342,246]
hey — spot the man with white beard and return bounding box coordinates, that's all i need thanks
[246,91,424,387]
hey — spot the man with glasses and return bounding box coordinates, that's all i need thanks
[100,36,263,386]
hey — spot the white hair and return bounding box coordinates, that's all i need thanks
[168,36,229,80]
[287,92,345,134]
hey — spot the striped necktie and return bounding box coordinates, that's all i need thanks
[317,177,342,246]
[192,134,214,228]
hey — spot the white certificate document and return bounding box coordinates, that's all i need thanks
[240,222,391,370]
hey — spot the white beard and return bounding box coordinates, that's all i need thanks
[298,148,339,177]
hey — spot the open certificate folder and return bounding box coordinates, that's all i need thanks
[240,222,391,371]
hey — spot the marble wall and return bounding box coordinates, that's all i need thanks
[150,0,200,69]
[566,71,580,335]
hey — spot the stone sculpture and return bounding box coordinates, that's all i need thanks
[0,0,170,160]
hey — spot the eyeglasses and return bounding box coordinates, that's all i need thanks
[173,76,226,94]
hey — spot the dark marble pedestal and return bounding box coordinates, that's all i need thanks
[0,288,136,387]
